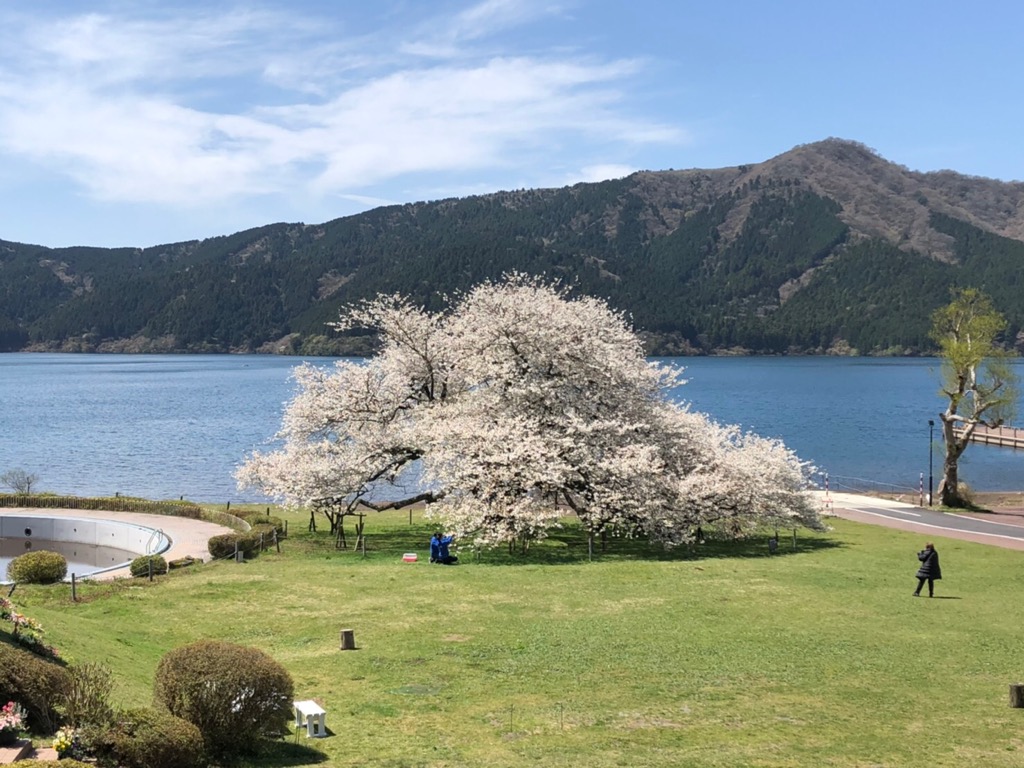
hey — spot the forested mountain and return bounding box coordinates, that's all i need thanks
[2,138,1024,356]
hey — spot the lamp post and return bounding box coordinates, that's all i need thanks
[928,419,935,506]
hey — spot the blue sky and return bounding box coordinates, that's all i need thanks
[1,0,1021,249]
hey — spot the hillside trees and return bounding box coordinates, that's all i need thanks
[931,288,1019,507]
[238,275,822,550]
[6,136,1024,355]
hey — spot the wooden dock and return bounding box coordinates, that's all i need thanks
[953,424,1024,449]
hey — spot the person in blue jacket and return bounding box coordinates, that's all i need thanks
[430,531,458,564]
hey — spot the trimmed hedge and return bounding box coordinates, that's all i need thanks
[0,494,250,532]
[154,640,293,757]
[0,641,70,732]
[238,511,285,536]
[129,555,168,578]
[86,707,204,768]
[15,761,91,768]
[207,531,261,560]
[249,523,279,549]
[0,494,204,517]
[6,550,67,584]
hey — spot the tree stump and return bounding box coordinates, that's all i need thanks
[340,629,356,651]
[1011,683,1024,708]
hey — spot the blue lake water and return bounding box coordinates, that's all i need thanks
[1,353,1023,502]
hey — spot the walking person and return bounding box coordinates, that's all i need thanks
[913,542,941,597]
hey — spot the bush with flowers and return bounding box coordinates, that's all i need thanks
[0,644,69,734]
[52,726,84,760]
[0,597,61,661]
[0,701,26,746]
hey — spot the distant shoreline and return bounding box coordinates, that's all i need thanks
[5,347,956,358]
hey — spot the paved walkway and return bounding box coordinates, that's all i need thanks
[0,739,58,764]
[815,491,1024,551]
[3,507,234,579]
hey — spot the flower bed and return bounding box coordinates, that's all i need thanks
[0,701,25,746]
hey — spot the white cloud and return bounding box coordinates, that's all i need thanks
[401,0,569,58]
[0,2,684,211]
[569,164,637,184]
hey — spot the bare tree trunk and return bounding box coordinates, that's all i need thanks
[939,417,970,507]
[938,456,961,507]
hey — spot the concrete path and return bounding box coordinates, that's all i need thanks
[814,491,1024,551]
[4,507,235,579]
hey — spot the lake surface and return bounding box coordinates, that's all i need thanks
[1,353,1023,502]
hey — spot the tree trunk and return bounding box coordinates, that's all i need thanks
[939,417,970,507]
[938,455,962,507]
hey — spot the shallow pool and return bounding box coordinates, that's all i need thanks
[0,514,170,580]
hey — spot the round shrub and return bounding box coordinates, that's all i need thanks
[0,642,71,733]
[86,707,204,768]
[207,532,261,560]
[6,550,67,584]
[154,640,293,757]
[206,533,237,559]
[129,555,168,578]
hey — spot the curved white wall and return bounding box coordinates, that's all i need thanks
[0,515,171,578]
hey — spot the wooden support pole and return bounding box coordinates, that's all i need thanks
[1011,683,1024,708]
[340,629,356,651]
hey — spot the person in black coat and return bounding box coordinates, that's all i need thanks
[913,542,942,597]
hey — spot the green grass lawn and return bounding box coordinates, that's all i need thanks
[9,508,1024,767]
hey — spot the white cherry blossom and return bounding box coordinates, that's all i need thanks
[238,274,822,549]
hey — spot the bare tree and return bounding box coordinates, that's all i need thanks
[0,468,40,494]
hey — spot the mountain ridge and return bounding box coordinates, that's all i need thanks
[2,138,1023,356]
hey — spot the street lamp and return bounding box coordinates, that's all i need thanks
[928,419,935,506]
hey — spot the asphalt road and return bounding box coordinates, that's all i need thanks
[819,492,1024,551]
